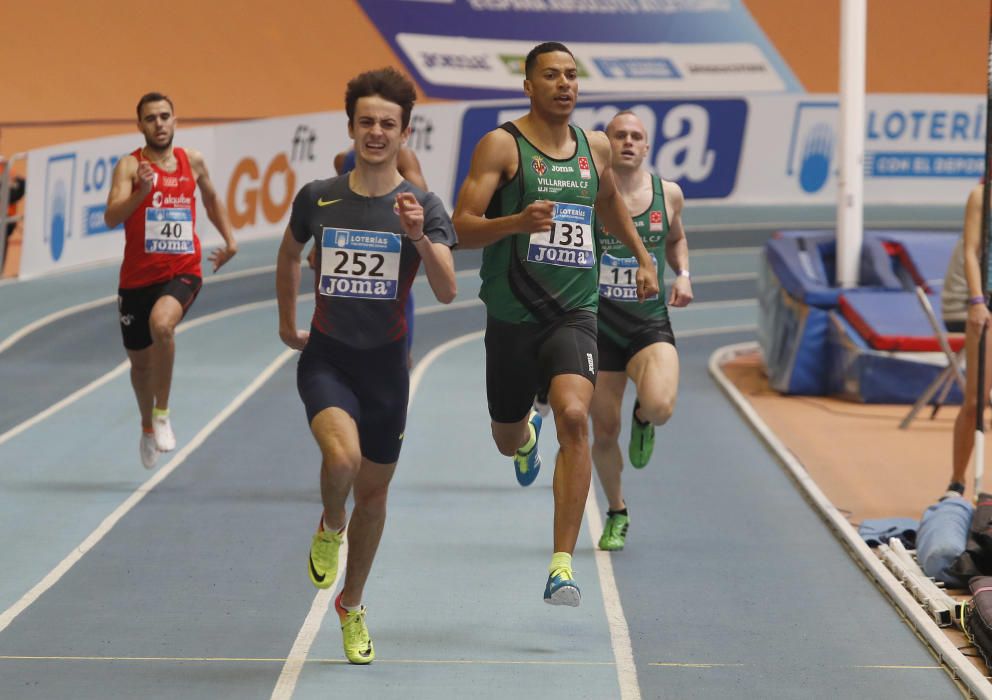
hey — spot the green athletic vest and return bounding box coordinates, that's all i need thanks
[479,123,600,324]
[595,174,670,344]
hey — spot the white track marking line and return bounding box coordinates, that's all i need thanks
[0,264,276,354]
[0,296,302,449]
[270,542,347,699]
[0,348,296,634]
[270,328,484,700]
[586,488,642,700]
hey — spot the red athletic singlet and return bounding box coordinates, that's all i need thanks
[119,147,201,288]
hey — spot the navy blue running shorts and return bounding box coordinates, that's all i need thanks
[297,328,409,465]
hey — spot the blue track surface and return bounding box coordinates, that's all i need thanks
[0,236,962,698]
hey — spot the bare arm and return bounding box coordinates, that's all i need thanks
[276,226,309,350]
[452,129,553,249]
[962,183,988,330]
[589,131,659,300]
[189,149,238,271]
[663,180,692,307]
[396,192,456,303]
[104,155,149,228]
[398,147,428,191]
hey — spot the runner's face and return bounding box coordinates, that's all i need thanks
[607,114,649,172]
[525,52,578,119]
[138,101,176,151]
[349,96,408,167]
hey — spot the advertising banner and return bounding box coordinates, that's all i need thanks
[21,93,985,279]
[355,0,801,99]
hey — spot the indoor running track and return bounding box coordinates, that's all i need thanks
[0,235,962,699]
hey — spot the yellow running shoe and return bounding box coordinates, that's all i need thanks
[335,592,375,664]
[308,520,343,589]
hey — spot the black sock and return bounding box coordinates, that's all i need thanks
[607,507,629,517]
[946,481,965,495]
[633,400,648,426]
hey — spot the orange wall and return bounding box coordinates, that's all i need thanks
[745,0,988,93]
[0,0,414,157]
[1,0,989,159]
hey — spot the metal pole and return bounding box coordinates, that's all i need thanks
[836,0,867,289]
[0,157,11,267]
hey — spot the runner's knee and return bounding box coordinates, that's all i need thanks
[555,401,589,443]
[592,413,621,445]
[149,317,177,343]
[639,395,675,426]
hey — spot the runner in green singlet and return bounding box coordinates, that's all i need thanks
[590,111,693,552]
[452,43,659,607]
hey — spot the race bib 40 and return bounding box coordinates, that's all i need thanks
[144,208,194,254]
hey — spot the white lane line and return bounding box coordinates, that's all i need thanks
[0,654,616,666]
[270,543,347,699]
[0,296,299,449]
[586,489,642,700]
[270,328,484,700]
[0,348,297,635]
[0,264,277,355]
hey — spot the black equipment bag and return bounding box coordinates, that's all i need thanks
[966,576,992,667]
[951,493,992,579]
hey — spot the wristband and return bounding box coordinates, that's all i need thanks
[677,269,691,279]
[969,295,986,306]
[408,233,425,243]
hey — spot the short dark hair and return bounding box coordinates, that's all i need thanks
[524,42,575,79]
[606,110,644,136]
[136,92,174,120]
[345,68,417,130]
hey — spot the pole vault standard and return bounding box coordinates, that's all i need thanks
[976,1,992,499]
[835,0,866,290]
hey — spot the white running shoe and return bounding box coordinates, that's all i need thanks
[152,414,176,452]
[140,433,159,470]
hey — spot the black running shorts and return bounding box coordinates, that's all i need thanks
[297,328,409,465]
[117,274,202,351]
[485,309,598,424]
[598,318,676,373]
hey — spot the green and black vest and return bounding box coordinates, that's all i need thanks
[479,122,600,324]
[595,174,670,345]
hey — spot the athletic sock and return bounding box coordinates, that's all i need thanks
[633,400,648,426]
[152,407,169,420]
[946,481,965,496]
[607,507,629,518]
[549,551,572,575]
[321,516,345,534]
[517,423,537,454]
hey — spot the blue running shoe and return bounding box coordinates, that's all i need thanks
[544,567,581,607]
[513,410,542,486]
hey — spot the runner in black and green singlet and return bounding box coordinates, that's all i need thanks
[453,43,659,608]
[589,111,693,552]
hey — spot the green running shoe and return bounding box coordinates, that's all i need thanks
[336,593,375,664]
[628,400,655,469]
[308,521,343,589]
[598,512,630,551]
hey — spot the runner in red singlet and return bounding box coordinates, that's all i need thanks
[105,92,237,470]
